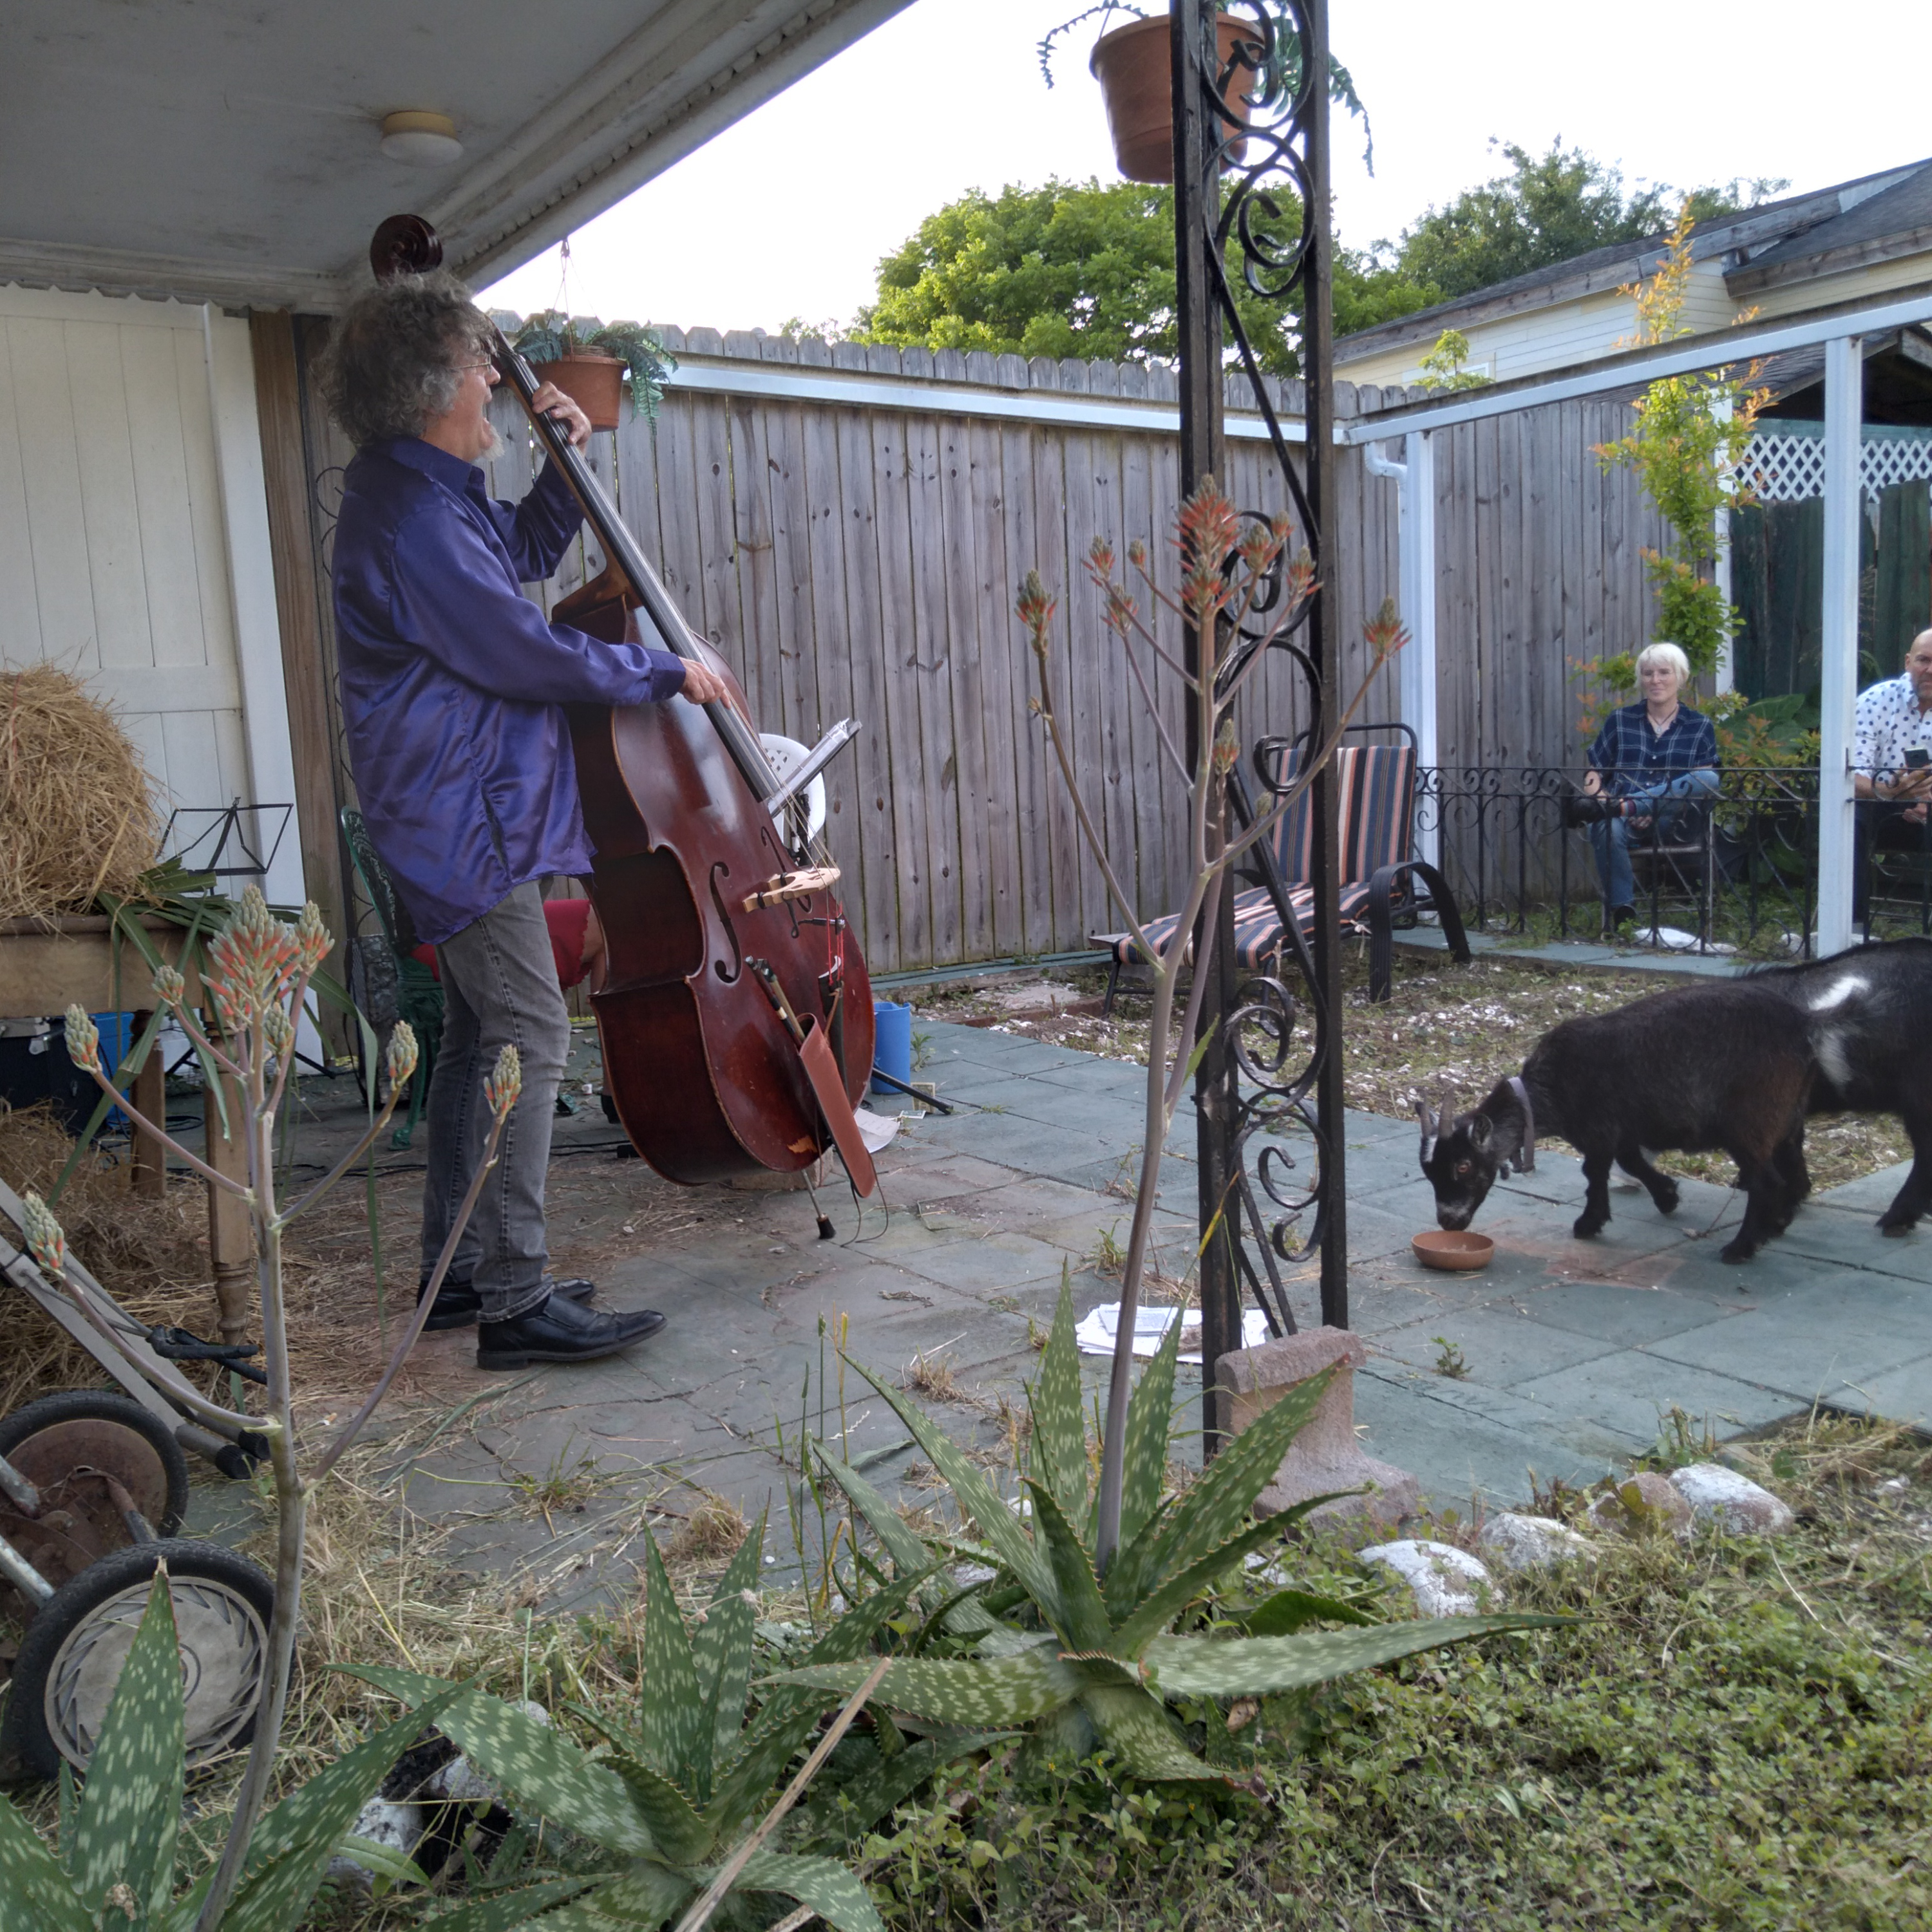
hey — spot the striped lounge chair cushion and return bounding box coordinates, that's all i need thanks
[1097,741,1416,969]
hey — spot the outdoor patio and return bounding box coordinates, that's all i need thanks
[187,1009,1931,1610]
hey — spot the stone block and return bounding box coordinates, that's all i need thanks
[1477,1511,1594,1573]
[325,1797,421,1889]
[1217,1325,1419,1526]
[1587,1470,1693,1539]
[1669,1463,1795,1534]
[1358,1539,1494,1616]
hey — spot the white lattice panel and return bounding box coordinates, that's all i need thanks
[1745,431,1932,504]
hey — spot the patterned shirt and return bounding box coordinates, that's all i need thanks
[1587,701,1719,795]
[1852,672,1932,784]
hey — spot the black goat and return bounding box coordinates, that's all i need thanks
[1746,937,1932,1235]
[1415,983,1815,1264]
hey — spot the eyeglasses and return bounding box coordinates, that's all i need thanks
[451,358,498,377]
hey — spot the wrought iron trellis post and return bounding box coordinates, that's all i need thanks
[1170,0,1343,1460]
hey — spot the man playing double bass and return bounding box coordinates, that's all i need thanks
[321,270,732,1369]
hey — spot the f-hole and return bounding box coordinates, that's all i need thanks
[708,862,743,982]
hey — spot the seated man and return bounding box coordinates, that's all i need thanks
[1852,629,1932,927]
[1564,641,1721,933]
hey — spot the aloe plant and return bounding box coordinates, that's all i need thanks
[0,1573,464,1932]
[350,1521,1004,1932]
[781,1287,1564,1780]
[19,886,518,1929]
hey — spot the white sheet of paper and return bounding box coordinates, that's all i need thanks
[1074,1302,1273,1366]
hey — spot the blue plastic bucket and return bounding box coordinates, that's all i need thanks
[871,1000,913,1097]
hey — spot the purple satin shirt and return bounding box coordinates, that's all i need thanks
[331,438,687,945]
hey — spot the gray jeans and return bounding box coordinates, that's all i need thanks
[421,882,571,1321]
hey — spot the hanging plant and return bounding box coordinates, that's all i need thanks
[1036,4,1373,183]
[498,310,677,428]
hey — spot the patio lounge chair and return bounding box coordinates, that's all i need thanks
[1093,724,1470,1011]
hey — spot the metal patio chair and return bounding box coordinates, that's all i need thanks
[339,809,443,1149]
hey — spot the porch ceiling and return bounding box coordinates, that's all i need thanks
[1,0,911,312]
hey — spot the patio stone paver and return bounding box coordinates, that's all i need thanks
[273,1016,1927,1607]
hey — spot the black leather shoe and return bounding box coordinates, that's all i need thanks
[476,1291,665,1370]
[417,1274,597,1332]
[1563,793,1616,828]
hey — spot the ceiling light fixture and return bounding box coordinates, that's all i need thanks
[380,111,464,168]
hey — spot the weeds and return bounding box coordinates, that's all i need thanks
[1643,1401,1721,1469]
[1432,1336,1470,1379]
[507,1445,605,1527]
[905,1349,964,1403]
[666,1488,749,1562]
[1086,1222,1128,1276]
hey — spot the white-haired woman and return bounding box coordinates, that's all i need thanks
[1563,641,1720,931]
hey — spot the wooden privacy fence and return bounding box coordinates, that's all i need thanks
[450,331,1666,977]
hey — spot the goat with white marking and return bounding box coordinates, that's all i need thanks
[1747,938,1932,1235]
[1416,984,1815,1264]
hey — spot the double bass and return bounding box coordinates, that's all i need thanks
[370,216,877,1195]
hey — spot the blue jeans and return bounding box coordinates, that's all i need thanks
[1588,768,1720,912]
[422,883,572,1320]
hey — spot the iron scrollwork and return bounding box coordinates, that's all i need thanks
[1182,0,1335,1330]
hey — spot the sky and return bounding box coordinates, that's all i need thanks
[483,0,1932,336]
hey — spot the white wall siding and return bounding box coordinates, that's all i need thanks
[0,283,296,900]
[1748,251,1932,319]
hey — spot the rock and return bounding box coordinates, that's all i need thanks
[417,1701,548,1813]
[423,1756,497,1806]
[1218,1327,1420,1528]
[1587,1471,1693,1539]
[1669,1464,1795,1534]
[1477,1511,1593,1573]
[1358,1539,1494,1616]
[325,1797,422,1889]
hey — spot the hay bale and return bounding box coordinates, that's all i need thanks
[0,663,164,921]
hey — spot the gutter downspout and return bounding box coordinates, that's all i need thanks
[1363,433,1439,866]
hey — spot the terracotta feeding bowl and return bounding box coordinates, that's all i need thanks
[1412,1230,1495,1272]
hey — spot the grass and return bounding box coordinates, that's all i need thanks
[860,1410,1932,1931]
[905,1349,965,1403]
[665,1488,749,1563]
[905,950,1915,1195]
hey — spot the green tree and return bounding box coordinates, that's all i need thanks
[1388,140,1784,302]
[1593,202,1768,690]
[853,178,1434,378]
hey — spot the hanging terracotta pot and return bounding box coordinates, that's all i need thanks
[1089,12,1256,185]
[530,353,625,431]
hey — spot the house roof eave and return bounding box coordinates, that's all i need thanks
[1336,163,1931,368]
[0,0,913,314]
[1727,221,1932,301]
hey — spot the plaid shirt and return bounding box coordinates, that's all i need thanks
[1587,701,1719,795]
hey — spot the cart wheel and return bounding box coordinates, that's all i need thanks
[0,1391,191,1602]
[2,1539,274,1778]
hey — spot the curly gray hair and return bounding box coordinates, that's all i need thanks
[319,271,494,448]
